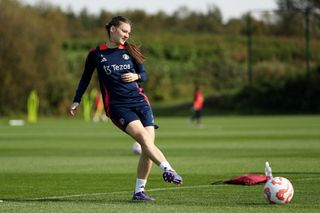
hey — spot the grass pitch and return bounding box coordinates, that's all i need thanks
[0,115,320,212]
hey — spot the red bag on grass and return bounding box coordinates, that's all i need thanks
[224,174,267,185]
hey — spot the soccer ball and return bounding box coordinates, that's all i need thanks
[132,141,142,155]
[263,177,294,204]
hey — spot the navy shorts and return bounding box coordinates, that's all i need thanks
[108,105,155,131]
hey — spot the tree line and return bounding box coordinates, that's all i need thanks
[0,0,319,116]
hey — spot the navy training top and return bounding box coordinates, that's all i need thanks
[73,44,150,115]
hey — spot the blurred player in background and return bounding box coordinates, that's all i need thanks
[92,90,107,123]
[189,84,204,127]
[69,16,182,201]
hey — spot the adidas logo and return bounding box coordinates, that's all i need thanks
[101,57,107,63]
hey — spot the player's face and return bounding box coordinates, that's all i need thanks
[110,22,131,45]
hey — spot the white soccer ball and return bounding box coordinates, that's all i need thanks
[263,177,294,204]
[132,141,142,155]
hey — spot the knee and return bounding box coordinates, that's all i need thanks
[135,132,154,148]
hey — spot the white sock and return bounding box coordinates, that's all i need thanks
[135,178,147,194]
[160,161,174,171]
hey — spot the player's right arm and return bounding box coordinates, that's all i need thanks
[69,102,80,116]
[69,50,96,116]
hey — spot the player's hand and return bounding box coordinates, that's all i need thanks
[121,73,138,82]
[70,102,79,116]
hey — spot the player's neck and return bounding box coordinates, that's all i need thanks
[106,41,119,49]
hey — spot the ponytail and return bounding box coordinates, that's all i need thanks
[125,42,145,64]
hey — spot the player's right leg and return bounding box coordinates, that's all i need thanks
[126,121,183,186]
[163,169,183,185]
[126,120,165,165]
[144,126,183,185]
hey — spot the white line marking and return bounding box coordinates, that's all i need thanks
[6,177,320,201]
[21,184,219,201]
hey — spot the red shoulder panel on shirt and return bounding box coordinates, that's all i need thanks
[99,43,108,50]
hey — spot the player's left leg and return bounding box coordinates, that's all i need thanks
[127,121,157,201]
[134,126,154,197]
[132,127,155,201]
[196,110,204,128]
[133,155,154,201]
[137,126,155,179]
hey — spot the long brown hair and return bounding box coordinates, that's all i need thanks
[105,16,145,64]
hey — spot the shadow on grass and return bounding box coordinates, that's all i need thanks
[1,197,136,204]
[0,197,280,207]
[236,202,270,206]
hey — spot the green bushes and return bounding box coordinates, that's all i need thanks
[62,33,319,114]
[1,1,319,116]
[0,0,72,116]
[233,71,320,113]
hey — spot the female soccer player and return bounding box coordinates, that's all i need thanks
[69,16,182,201]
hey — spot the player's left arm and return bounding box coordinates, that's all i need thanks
[134,63,147,82]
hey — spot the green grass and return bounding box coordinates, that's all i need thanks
[0,115,320,212]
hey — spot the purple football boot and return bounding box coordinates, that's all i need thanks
[163,170,183,185]
[132,191,155,201]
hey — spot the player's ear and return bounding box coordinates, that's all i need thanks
[110,26,116,33]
